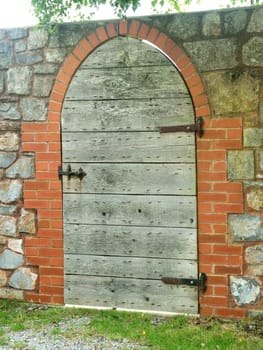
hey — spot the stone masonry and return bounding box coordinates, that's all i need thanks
[0,6,262,317]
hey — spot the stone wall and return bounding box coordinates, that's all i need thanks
[0,5,262,317]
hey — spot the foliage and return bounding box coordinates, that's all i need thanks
[1,300,263,349]
[31,0,263,24]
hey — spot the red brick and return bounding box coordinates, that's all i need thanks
[129,20,141,36]
[214,266,241,275]
[199,243,213,254]
[147,28,159,43]
[214,203,243,213]
[193,94,209,107]
[79,38,93,53]
[212,224,227,234]
[199,193,227,202]
[119,20,128,35]
[199,234,226,244]
[197,150,226,161]
[155,33,168,49]
[211,139,242,150]
[215,308,246,318]
[176,54,191,70]
[190,83,205,97]
[106,23,117,38]
[213,182,243,192]
[211,118,242,128]
[162,38,176,55]
[195,105,211,117]
[96,26,108,42]
[138,23,150,39]
[201,296,228,307]
[87,32,100,47]
[72,44,87,61]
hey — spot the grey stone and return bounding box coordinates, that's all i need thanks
[0,71,3,93]
[16,52,43,65]
[0,215,16,237]
[9,267,37,290]
[34,63,58,74]
[21,97,47,121]
[230,276,260,305]
[28,28,48,50]
[7,28,27,39]
[246,245,263,275]
[247,188,263,211]
[0,287,23,300]
[0,30,5,40]
[0,205,16,215]
[224,10,247,34]
[165,14,200,40]
[229,214,263,241]
[260,101,263,124]
[0,249,23,269]
[247,8,263,32]
[0,102,21,120]
[7,238,23,254]
[15,39,27,53]
[0,41,12,69]
[19,209,36,235]
[33,75,54,97]
[244,128,263,148]
[0,271,8,287]
[202,12,221,37]
[45,48,67,63]
[203,71,260,115]
[243,37,263,67]
[49,29,83,48]
[248,310,263,319]
[0,152,16,168]
[6,156,35,179]
[0,132,20,151]
[0,179,22,203]
[260,151,263,171]
[228,150,254,180]
[184,39,238,72]
[7,67,32,95]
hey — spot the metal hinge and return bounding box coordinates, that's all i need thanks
[161,272,207,293]
[159,116,204,138]
[58,164,86,180]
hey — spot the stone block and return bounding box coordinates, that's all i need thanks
[244,128,263,148]
[223,10,247,34]
[247,8,263,32]
[45,48,67,63]
[230,276,260,305]
[247,187,263,211]
[33,64,58,74]
[15,39,27,53]
[165,13,200,40]
[7,28,27,39]
[184,39,238,72]
[7,238,23,254]
[0,152,16,168]
[6,156,35,179]
[28,28,48,50]
[229,214,263,241]
[243,37,263,67]
[202,12,221,37]
[228,150,254,180]
[260,151,263,171]
[21,97,47,121]
[16,52,43,65]
[33,76,54,97]
[0,42,12,69]
[0,132,19,151]
[0,270,8,287]
[0,102,21,120]
[7,67,32,95]
[0,205,16,215]
[246,245,263,275]
[0,287,23,300]
[0,72,3,93]
[49,27,85,48]
[0,179,22,204]
[9,267,37,290]
[19,209,36,235]
[203,71,260,115]
[0,215,16,237]
[0,249,23,269]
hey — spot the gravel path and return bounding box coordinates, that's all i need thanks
[1,317,150,350]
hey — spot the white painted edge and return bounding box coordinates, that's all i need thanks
[65,304,199,317]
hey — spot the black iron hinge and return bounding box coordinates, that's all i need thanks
[159,116,204,138]
[161,272,207,293]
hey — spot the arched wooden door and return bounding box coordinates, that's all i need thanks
[61,36,198,313]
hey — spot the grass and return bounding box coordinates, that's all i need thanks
[0,300,263,349]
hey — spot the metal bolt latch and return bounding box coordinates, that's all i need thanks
[58,164,86,180]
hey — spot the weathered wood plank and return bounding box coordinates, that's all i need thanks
[62,132,195,163]
[65,255,197,279]
[62,98,194,132]
[64,224,197,259]
[82,37,170,68]
[62,163,196,195]
[64,275,198,313]
[65,66,189,101]
[63,194,196,228]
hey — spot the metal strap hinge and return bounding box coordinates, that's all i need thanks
[58,164,86,180]
[161,272,207,293]
[159,116,204,138]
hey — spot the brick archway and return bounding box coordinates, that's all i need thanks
[22,19,244,318]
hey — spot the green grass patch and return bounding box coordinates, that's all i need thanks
[0,300,263,349]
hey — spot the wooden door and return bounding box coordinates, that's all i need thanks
[62,37,198,313]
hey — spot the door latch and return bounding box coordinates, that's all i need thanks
[58,164,86,180]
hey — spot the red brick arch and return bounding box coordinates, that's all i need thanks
[22,19,245,318]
